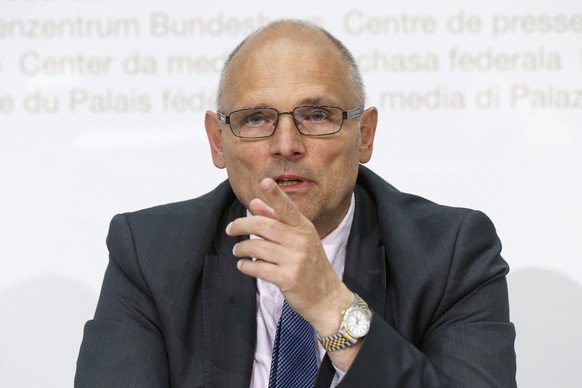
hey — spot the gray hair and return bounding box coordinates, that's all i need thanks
[215,19,365,111]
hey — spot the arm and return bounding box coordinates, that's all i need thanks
[338,210,516,387]
[75,214,170,388]
[228,178,362,372]
[228,179,516,387]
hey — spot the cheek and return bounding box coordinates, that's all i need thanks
[225,166,254,209]
[322,138,361,171]
[222,141,250,173]
[326,140,361,188]
[222,144,265,205]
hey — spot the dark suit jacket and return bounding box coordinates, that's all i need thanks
[75,166,516,387]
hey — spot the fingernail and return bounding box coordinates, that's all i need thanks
[232,243,237,256]
[236,259,243,270]
[225,222,232,235]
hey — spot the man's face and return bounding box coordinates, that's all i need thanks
[206,27,376,237]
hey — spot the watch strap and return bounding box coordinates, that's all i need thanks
[317,293,371,352]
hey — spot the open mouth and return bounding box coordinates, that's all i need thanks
[276,178,303,187]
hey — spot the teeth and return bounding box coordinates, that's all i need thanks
[277,178,301,187]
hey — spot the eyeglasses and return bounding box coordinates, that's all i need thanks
[217,105,364,139]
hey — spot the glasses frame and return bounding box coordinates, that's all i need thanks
[217,105,364,139]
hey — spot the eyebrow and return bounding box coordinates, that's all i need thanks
[299,97,341,107]
[240,96,342,111]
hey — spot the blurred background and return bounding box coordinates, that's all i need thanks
[1,0,581,386]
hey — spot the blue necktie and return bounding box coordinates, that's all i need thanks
[268,300,318,388]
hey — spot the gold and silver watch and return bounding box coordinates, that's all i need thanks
[317,293,372,352]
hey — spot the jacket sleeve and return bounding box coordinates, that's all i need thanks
[338,210,517,387]
[75,214,170,388]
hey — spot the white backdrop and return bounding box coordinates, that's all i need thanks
[1,1,581,387]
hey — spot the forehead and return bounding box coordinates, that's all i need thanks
[223,27,353,110]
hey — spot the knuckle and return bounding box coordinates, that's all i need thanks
[250,216,270,234]
[294,237,312,253]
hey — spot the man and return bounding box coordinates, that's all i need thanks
[76,20,516,387]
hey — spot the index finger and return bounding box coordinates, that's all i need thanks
[251,177,305,228]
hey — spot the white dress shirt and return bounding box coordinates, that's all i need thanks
[249,194,355,388]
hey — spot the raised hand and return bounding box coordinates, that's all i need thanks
[226,177,353,332]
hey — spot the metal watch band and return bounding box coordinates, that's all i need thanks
[317,331,358,352]
[317,293,371,352]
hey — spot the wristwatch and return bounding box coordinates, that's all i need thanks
[317,293,372,352]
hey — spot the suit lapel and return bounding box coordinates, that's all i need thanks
[202,200,257,388]
[198,182,388,387]
[316,185,387,388]
[342,185,387,315]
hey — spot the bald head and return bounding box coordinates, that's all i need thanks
[215,20,365,111]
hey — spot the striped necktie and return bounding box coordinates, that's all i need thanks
[268,300,318,387]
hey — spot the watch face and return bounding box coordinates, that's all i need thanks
[345,309,370,338]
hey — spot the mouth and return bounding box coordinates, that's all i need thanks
[273,175,308,189]
[276,177,304,187]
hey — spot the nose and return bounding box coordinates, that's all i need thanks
[268,112,306,159]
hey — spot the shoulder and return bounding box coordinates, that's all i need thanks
[110,179,236,234]
[357,164,476,228]
[124,179,235,218]
[105,180,238,277]
[358,165,499,257]
[357,166,508,342]
[357,164,504,290]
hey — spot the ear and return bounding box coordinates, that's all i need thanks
[205,110,227,169]
[358,107,378,164]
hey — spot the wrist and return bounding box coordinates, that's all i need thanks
[309,285,354,337]
[317,292,372,352]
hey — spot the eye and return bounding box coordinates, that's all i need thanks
[244,112,266,126]
[306,109,330,122]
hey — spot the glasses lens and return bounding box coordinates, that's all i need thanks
[229,108,278,138]
[294,106,343,135]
